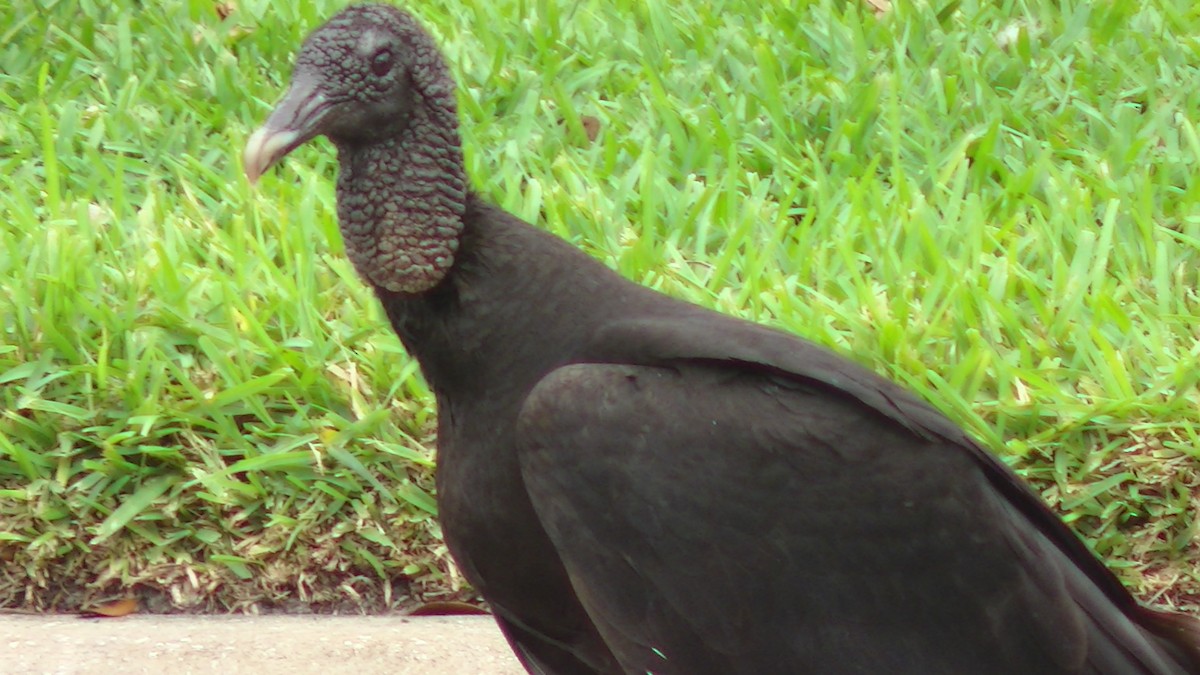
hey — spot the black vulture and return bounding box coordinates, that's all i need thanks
[243,5,1200,674]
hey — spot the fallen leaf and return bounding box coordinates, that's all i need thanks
[558,114,602,145]
[863,0,891,16]
[80,597,138,618]
[407,600,490,616]
[581,115,601,143]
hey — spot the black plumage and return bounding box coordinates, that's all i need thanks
[243,5,1200,674]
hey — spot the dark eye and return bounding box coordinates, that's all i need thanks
[371,49,393,77]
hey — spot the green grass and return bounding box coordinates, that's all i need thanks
[2,0,1198,613]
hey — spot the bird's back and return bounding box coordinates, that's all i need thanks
[518,306,1200,674]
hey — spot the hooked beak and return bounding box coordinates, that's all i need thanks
[243,74,331,184]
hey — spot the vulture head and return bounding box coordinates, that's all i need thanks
[244,4,466,295]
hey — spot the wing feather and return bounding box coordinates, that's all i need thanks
[516,347,1196,674]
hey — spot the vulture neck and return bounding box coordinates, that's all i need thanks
[372,196,652,413]
[334,98,467,295]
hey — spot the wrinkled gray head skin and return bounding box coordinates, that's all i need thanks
[245,4,466,294]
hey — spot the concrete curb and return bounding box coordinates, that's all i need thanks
[5,614,524,674]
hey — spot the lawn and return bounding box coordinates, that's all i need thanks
[2,0,1199,614]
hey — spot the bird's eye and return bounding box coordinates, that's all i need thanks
[371,49,393,77]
